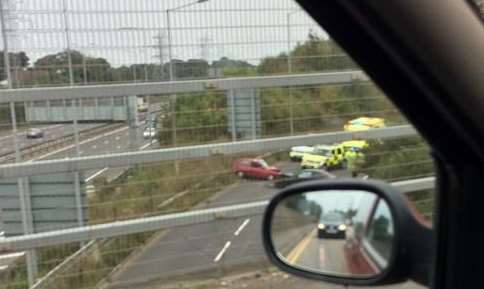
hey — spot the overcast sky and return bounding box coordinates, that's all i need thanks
[2,0,327,67]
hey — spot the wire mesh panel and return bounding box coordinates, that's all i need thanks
[0,0,351,88]
[0,1,435,289]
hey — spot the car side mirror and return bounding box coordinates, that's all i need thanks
[262,179,433,287]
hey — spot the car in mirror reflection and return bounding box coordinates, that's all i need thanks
[317,212,347,239]
[268,187,395,280]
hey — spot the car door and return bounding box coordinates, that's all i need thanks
[250,160,265,178]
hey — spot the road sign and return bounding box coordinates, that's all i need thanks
[0,173,88,237]
[227,88,261,140]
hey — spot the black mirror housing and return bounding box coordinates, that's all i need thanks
[262,179,433,287]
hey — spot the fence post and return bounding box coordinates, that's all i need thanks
[229,90,236,142]
[251,92,256,140]
[9,102,38,287]
[20,177,38,286]
[127,95,140,150]
[289,87,294,135]
[71,98,85,236]
[171,94,177,146]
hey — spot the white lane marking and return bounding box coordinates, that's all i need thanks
[92,145,97,149]
[234,219,251,236]
[115,136,120,141]
[140,142,151,150]
[86,185,96,195]
[117,145,121,149]
[0,231,4,237]
[319,246,326,266]
[214,241,232,262]
[30,126,128,161]
[104,140,109,145]
[0,252,25,260]
[140,140,158,150]
[0,265,7,271]
[85,167,109,183]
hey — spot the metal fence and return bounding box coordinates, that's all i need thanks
[0,0,356,88]
[0,1,436,289]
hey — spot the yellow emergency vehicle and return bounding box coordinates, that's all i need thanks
[341,140,368,152]
[301,145,346,169]
[289,146,314,161]
[301,141,368,170]
[343,117,386,132]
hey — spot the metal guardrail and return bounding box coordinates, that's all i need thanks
[0,125,417,178]
[0,177,434,252]
[0,71,366,103]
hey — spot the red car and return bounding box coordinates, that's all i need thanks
[232,158,282,180]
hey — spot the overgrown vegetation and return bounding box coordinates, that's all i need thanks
[357,137,435,218]
[26,155,238,289]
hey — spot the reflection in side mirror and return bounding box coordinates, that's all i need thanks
[271,190,394,279]
[262,180,434,287]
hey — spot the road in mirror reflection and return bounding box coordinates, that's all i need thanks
[271,190,394,278]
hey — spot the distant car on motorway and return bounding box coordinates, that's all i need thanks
[343,117,386,132]
[143,127,157,139]
[289,146,314,161]
[273,169,334,188]
[317,212,347,239]
[232,158,282,180]
[26,128,44,139]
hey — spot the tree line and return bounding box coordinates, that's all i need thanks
[0,50,255,88]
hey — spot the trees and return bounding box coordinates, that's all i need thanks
[34,50,112,85]
[356,137,433,181]
[0,50,30,81]
[212,57,256,77]
[258,32,356,75]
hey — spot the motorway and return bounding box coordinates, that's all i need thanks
[104,162,306,288]
[0,123,102,158]
[102,162,421,289]
[0,109,161,273]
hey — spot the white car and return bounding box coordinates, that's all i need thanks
[143,127,157,139]
[289,146,314,161]
[26,128,44,139]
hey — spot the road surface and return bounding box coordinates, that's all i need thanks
[102,163,422,289]
[283,228,349,276]
[0,123,103,160]
[104,162,304,288]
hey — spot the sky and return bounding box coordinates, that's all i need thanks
[2,0,328,67]
[306,190,372,215]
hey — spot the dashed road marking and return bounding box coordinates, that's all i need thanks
[85,167,109,183]
[0,252,25,260]
[234,219,250,236]
[214,241,232,262]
